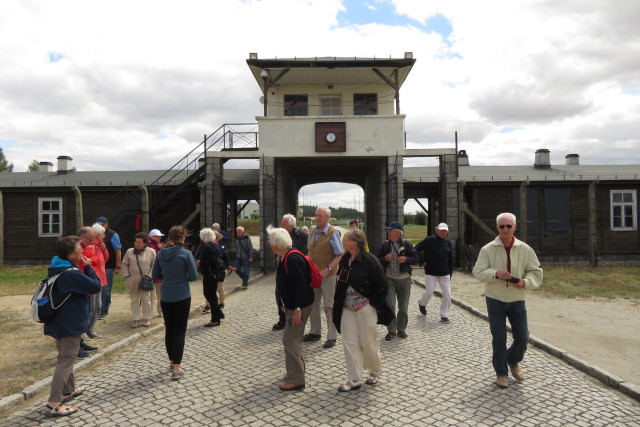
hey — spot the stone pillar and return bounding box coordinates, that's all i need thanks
[71,186,83,230]
[386,155,403,222]
[210,157,225,229]
[440,154,459,258]
[140,184,149,233]
[260,156,277,272]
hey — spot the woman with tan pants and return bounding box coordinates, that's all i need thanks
[121,232,156,328]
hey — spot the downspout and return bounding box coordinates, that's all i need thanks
[519,180,529,242]
[588,180,598,267]
[71,186,83,231]
[140,184,149,233]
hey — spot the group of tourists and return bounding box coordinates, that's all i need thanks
[273,208,543,394]
[41,208,542,417]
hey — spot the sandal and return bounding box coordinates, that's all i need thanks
[366,371,379,385]
[338,380,362,392]
[44,403,78,417]
[62,386,86,402]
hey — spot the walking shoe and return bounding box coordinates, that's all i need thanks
[98,313,108,320]
[509,364,525,381]
[303,333,321,342]
[384,332,396,341]
[440,317,450,324]
[131,320,139,328]
[87,331,102,339]
[323,339,337,348]
[171,371,184,381]
[419,304,427,315]
[204,321,221,327]
[141,319,151,327]
[397,331,408,339]
[218,303,225,310]
[77,349,91,360]
[81,342,98,352]
[496,376,509,388]
[202,305,210,313]
[272,322,285,331]
[219,311,225,319]
[241,284,248,290]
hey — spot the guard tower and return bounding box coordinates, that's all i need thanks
[203,53,459,271]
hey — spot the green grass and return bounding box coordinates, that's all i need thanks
[403,224,430,243]
[536,266,640,299]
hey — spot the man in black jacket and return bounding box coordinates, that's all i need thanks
[414,222,453,323]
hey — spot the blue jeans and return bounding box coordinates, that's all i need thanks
[486,297,529,377]
[234,258,250,285]
[101,268,115,315]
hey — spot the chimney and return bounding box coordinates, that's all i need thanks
[457,149,470,166]
[38,161,54,172]
[565,153,580,166]
[56,156,74,174]
[534,149,551,169]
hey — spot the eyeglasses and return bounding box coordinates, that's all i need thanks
[498,224,513,229]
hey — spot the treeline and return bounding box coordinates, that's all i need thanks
[300,205,362,220]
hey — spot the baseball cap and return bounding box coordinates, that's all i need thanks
[437,223,449,231]
[96,216,108,225]
[385,221,404,231]
[149,229,164,237]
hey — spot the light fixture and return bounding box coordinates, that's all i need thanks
[260,69,269,80]
[328,84,334,90]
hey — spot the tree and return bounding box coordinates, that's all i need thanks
[27,159,40,172]
[0,148,13,172]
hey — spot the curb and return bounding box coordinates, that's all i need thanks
[0,273,263,416]
[411,276,640,402]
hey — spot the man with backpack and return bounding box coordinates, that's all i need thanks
[43,236,101,417]
[377,221,419,341]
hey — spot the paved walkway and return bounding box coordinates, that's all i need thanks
[2,274,639,426]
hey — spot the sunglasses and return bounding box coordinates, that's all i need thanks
[498,224,513,229]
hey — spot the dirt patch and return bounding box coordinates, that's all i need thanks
[413,271,640,385]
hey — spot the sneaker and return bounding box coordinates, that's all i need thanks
[131,320,139,328]
[218,303,225,310]
[141,319,151,327]
[440,317,450,324]
[241,284,248,290]
[384,332,396,341]
[87,331,102,339]
[419,304,427,315]
[303,333,321,342]
[397,331,409,339]
[496,376,509,388]
[81,342,98,352]
[202,305,210,313]
[77,349,92,360]
[509,364,525,381]
[98,313,108,320]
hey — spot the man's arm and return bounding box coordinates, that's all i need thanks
[472,246,498,282]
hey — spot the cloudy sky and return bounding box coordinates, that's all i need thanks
[1,0,638,213]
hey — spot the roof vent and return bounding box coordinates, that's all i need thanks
[457,149,469,166]
[565,153,580,166]
[534,149,550,169]
[57,156,74,174]
[38,161,53,172]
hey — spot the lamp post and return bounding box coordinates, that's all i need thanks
[260,69,269,117]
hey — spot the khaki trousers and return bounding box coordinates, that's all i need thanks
[340,304,382,382]
[308,275,338,340]
[217,281,225,304]
[48,335,81,402]
[129,287,152,321]
[282,305,313,385]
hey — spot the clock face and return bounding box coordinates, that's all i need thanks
[326,132,337,143]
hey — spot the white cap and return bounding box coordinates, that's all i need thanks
[436,223,449,231]
[149,229,164,237]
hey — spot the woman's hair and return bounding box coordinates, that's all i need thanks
[135,232,149,244]
[91,223,105,236]
[348,219,359,227]
[56,236,81,259]
[199,227,215,243]
[266,225,292,250]
[344,229,366,252]
[166,226,189,247]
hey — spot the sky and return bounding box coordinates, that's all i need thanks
[1,0,639,213]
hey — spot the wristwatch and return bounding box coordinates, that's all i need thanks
[295,307,301,311]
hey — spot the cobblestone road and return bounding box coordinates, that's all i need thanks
[3,275,639,426]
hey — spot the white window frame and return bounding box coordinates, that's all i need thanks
[610,190,637,231]
[38,197,63,237]
[320,95,342,116]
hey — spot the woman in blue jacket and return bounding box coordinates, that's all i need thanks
[44,236,101,417]
[152,226,198,380]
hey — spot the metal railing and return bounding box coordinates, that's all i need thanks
[404,131,457,150]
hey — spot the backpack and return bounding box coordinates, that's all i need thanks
[30,268,77,323]
[283,249,323,289]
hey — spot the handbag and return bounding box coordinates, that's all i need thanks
[135,251,154,291]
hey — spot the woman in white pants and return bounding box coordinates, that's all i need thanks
[332,229,395,392]
[121,232,156,328]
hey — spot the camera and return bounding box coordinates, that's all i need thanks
[507,277,520,283]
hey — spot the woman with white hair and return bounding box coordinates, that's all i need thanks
[199,228,228,327]
[267,225,315,392]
